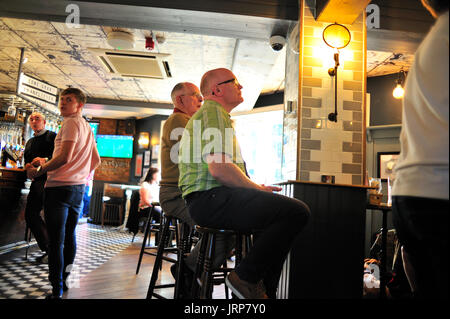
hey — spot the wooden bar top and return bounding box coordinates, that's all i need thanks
[277,179,376,189]
[0,167,26,183]
[0,167,25,172]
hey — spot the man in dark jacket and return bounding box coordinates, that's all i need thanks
[24,111,56,263]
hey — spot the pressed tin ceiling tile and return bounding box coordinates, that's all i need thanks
[1,18,54,33]
[19,31,70,50]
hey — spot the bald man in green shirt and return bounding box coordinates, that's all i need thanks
[160,82,233,298]
[179,68,310,299]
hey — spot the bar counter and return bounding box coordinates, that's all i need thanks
[276,180,374,299]
[0,167,28,250]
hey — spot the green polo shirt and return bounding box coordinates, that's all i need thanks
[178,100,246,198]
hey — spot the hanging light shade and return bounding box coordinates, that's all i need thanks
[393,69,406,99]
[323,23,351,49]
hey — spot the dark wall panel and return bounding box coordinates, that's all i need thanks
[367,73,403,126]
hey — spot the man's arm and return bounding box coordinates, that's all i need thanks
[206,153,280,192]
[27,140,76,179]
[90,143,101,172]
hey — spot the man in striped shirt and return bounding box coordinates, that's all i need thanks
[178,68,310,299]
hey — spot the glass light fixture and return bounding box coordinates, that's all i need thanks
[393,84,404,99]
[322,23,351,122]
[138,132,150,149]
[393,69,406,99]
[322,23,351,49]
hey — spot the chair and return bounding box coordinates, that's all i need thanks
[126,190,141,242]
[192,226,253,299]
[101,184,125,226]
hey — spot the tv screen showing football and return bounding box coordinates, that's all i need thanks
[96,135,133,158]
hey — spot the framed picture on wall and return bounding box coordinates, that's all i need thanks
[144,150,151,166]
[151,144,159,160]
[377,152,400,182]
[135,154,143,177]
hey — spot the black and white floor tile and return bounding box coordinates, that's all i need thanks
[0,222,136,299]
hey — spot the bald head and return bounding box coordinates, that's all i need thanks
[200,68,232,96]
[200,68,243,112]
[170,82,203,116]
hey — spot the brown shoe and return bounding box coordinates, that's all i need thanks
[225,271,268,299]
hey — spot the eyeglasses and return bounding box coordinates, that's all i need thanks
[180,92,203,99]
[216,78,240,87]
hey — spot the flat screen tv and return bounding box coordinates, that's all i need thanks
[89,122,99,139]
[96,135,133,158]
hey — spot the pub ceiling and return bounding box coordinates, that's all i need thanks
[0,17,414,119]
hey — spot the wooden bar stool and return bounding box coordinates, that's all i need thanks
[135,203,163,275]
[192,226,253,299]
[147,214,190,299]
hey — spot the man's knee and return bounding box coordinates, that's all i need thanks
[284,198,310,224]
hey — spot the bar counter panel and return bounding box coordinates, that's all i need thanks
[0,167,28,249]
[278,180,371,299]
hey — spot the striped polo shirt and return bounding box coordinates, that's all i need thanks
[178,100,245,198]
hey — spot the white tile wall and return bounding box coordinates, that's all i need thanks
[322,160,341,173]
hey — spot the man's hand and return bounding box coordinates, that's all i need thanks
[31,157,46,167]
[26,165,40,180]
[260,184,282,193]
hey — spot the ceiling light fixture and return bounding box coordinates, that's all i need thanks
[393,68,406,99]
[107,31,135,50]
[322,22,351,122]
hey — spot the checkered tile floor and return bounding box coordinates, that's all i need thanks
[0,222,135,299]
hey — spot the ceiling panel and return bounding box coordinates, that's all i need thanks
[0,14,419,119]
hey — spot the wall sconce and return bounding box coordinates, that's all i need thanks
[322,22,351,122]
[138,132,150,149]
[393,68,406,99]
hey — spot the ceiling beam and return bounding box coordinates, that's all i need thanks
[75,0,299,21]
[86,98,173,110]
[367,29,424,54]
[0,0,294,41]
[316,0,372,24]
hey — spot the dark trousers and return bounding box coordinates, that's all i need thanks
[25,179,49,252]
[392,195,449,299]
[44,185,85,296]
[187,186,310,297]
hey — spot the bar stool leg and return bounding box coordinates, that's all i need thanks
[200,233,216,299]
[235,234,243,266]
[136,206,154,275]
[223,259,230,299]
[174,222,190,299]
[191,233,208,298]
[146,216,173,299]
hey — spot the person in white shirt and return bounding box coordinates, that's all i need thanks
[391,0,449,299]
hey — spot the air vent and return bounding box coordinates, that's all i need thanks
[88,48,172,79]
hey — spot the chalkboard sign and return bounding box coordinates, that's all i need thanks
[94,157,130,183]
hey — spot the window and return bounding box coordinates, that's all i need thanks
[232,107,283,185]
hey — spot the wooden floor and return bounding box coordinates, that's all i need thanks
[64,239,228,299]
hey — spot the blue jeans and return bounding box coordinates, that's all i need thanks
[44,184,85,296]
